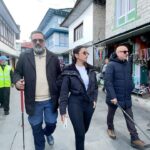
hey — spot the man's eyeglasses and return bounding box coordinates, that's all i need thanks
[32,39,44,44]
[80,51,89,56]
[120,51,129,54]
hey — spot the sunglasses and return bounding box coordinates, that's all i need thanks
[80,51,89,55]
[32,39,44,44]
[120,51,129,54]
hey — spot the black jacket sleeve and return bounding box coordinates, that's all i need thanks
[13,53,24,84]
[56,57,61,78]
[93,72,98,102]
[104,63,116,100]
[59,75,70,115]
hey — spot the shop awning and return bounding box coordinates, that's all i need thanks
[94,22,150,46]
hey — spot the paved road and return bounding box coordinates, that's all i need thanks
[0,87,150,150]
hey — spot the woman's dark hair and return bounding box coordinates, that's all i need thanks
[72,45,87,64]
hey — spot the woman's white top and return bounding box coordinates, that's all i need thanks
[75,65,89,90]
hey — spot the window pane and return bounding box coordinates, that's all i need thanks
[129,0,136,10]
[121,0,126,16]
[74,23,83,42]
[59,33,68,46]
[116,0,126,17]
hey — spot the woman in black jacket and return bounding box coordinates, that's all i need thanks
[59,45,98,150]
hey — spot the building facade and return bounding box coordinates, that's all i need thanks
[61,0,106,65]
[95,0,150,96]
[105,0,150,39]
[0,0,20,68]
[37,8,71,65]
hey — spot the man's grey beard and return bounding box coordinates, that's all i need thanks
[34,45,45,55]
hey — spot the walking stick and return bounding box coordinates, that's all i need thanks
[20,90,25,150]
[117,103,150,141]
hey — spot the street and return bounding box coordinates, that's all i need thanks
[0,87,150,150]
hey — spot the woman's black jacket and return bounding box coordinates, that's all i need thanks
[58,63,98,115]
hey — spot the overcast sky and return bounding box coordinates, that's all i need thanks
[4,0,76,41]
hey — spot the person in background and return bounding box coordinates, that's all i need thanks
[13,30,61,150]
[0,55,13,115]
[102,58,109,91]
[0,57,3,108]
[59,45,98,150]
[104,44,145,149]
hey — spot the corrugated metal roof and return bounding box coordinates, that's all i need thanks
[21,42,33,49]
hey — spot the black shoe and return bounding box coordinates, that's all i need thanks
[46,135,54,145]
[4,111,9,115]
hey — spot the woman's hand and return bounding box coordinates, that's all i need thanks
[61,114,67,123]
[93,101,96,109]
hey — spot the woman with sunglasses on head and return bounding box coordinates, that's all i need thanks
[59,45,98,150]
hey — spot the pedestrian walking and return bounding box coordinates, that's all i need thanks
[59,45,98,150]
[104,44,145,149]
[0,55,13,115]
[13,30,61,150]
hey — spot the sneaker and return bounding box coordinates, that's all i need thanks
[107,129,116,139]
[46,135,54,145]
[131,139,145,149]
[4,111,9,115]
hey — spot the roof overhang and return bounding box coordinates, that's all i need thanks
[0,41,20,57]
[38,8,70,31]
[61,0,93,27]
[94,22,150,46]
[0,48,20,57]
[45,28,68,38]
[53,49,72,55]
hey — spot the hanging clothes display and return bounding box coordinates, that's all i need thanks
[99,50,102,60]
[133,37,149,87]
[133,64,141,89]
[141,66,148,85]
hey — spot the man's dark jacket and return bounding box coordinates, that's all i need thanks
[104,53,134,108]
[13,49,61,115]
[59,63,98,115]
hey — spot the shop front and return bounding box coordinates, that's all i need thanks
[94,25,150,97]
